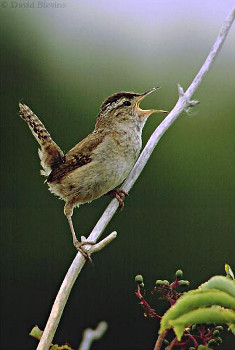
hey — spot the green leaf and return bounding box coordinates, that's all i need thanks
[169,306,235,340]
[225,264,234,280]
[29,326,43,340]
[159,289,235,333]
[228,323,235,335]
[198,345,212,350]
[199,276,235,297]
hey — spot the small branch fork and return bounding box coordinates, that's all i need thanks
[135,278,181,350]
[36,7,235,350]
[135,284,161,320]
[80,232,117,255]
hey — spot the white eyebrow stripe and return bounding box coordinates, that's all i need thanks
[103,99,125,114]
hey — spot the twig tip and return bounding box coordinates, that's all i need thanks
[177,84,185,97]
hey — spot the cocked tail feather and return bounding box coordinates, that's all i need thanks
[19,103,64,176]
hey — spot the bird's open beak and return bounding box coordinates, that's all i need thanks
[135,87,168,117]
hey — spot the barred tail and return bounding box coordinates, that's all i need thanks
[19,103,64,176]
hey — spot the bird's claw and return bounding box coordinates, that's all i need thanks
[73,240,95,262]
[107,189,128,210]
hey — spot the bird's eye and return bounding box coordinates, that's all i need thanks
[123,101,131,106]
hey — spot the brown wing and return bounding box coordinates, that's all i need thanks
[47,131,106,183]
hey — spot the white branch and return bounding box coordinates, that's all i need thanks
[86,231,117,253]
[78,321,108,350]
[36,7,235,350]
[36,233,116,350]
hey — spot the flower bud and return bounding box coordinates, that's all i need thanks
[175,269,183,278]
[162,280,170,285]
[215,337,222,344]
[135,275,143,284]
[213,330,220,336]
[178,280,190,286]
[156,279,170,285]
[156,279,164,285]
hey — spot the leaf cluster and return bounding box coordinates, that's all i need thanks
[135,264,235,349]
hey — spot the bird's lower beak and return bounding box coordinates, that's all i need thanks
[135,87,168,117]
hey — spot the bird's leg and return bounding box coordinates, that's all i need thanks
[64,203,95,260]
[107,189,128,210]
[67,216,96,260]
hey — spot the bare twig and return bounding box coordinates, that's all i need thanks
[167,336,178,350]
[153,329,168,350]
[82,231,117,254]
[36,7,235,350]
[78,321,108,350]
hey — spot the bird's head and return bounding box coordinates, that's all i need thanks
[95,87,168,131]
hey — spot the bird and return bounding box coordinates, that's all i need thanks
[19,87,167,259]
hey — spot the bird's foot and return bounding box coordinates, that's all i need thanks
[73,239,96,261]
[107,189,128,210]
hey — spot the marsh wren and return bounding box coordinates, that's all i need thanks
[19,87,167,258]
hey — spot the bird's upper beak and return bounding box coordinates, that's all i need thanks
[135,87,168,117]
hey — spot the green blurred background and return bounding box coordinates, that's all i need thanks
[1,1,235,349]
